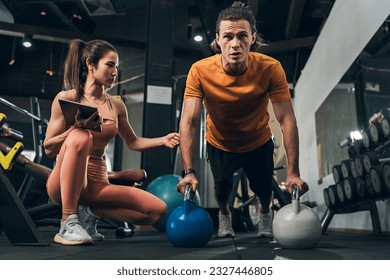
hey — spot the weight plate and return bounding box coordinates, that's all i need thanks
[382,163,390,192]
[363,154,372,173]
[355,157,365,177]
[341,161,351,179]
[343,179,352,199]
[350,160,358,178]
[365,174,375,196]
[355,176,365,198]
[369,168,382,194]
[328,185,336,206]
[323,188,330,208]
[369,122,379,143]
[336,183,345,203]
[332,165,342,183]
[361,131,371,149]
[381,118,390,137]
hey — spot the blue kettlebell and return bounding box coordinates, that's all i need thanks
[166,185,214,247]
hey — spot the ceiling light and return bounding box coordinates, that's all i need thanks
[192,28,205,42]
[22,34,32,48]
[194,35,203,42]
[40,4,46,16]
[73,13,83,20]
[72,4,83,20]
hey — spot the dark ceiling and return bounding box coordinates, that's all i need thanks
[0,0,388,102]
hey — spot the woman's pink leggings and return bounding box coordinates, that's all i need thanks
[46,128,167,225]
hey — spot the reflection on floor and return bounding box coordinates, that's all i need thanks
[0,227,389,260]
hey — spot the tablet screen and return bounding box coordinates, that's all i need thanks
[58,99,101,132]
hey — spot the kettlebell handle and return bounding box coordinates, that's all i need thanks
[292,185,300,200]
[184,184,196,202]
[291,185,300,215]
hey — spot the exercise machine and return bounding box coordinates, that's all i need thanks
[0,113,48,245]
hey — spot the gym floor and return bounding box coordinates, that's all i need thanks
[0,226,389,260]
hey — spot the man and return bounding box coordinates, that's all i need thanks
[177,1,308,238]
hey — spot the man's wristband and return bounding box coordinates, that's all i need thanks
[181,168,196,178]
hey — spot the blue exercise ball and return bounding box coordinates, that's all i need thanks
[146,174,183,232]
[166,199,213,247]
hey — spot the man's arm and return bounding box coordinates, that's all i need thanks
[177,97,203,193]
[272,100,308,195]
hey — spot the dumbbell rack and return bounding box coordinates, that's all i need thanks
[322,118,390,235]
[320,200,382,235]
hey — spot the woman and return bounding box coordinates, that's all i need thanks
[44,39,179,246]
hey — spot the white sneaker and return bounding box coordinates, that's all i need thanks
[54,214,93,245]
[218,211,235,237]
[257,211,273,237]
[78,206,105,241]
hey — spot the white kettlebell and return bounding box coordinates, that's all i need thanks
[272,185,322,249]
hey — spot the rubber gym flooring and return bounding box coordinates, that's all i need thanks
[0,226,389,260]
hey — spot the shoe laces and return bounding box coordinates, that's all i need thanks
[219,213,231,227]
[64,220,81,234]
[259,212,272,227]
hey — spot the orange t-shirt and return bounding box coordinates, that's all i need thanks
[184,52,291,153]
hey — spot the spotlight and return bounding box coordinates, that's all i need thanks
[22,34,32,48]
[193,29,204,42]
[73,13,82,20]
[194,35,203,42]
[46,70,55,76]
[40,3,46,16]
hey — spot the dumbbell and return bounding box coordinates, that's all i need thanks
[363,151,390,174]
[341,159,354,179]
[378,161,390,196]
[369,163,388,197]
[115,223,135,238]
[381,117,390,138]
[323,188,331,209]
[336,181,347,206]
[354,155,366,177]
[350,159,358,178]
[347,146,357,159]
[379,108,390,139]
[353,139,369,157]
[355,176,368,200]
[368,121,385,145]
[364,173,376,198]
[332,164,343,184]
[343,176,360,204]
[361,129,374,150]
[327,185,342,209]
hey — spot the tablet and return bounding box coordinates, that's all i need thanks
[58,99,101,132]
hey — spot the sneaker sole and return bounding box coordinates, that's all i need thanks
[90,234,105,241]
[54,234,94,246]
[218,232,235,238]
[258,232,273,238]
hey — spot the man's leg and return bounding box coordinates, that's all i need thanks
[207,143,241,237]
[243,139,275,237]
